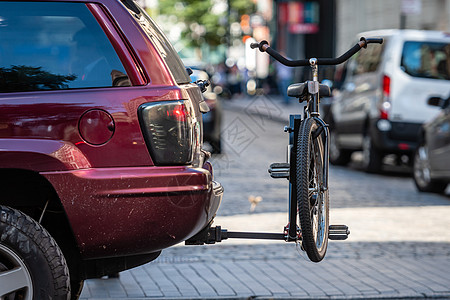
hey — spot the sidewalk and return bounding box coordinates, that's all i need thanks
[80,241,450,299]
[80,207,450,299]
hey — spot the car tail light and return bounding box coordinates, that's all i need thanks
[139,101,194,165]
[398,143,410,150]
[379,75,391,120]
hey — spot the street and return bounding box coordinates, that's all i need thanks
[80,95,450,299]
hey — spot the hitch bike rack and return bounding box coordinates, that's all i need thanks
[186,224,349,245]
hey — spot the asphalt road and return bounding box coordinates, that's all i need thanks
[81,96,450,299]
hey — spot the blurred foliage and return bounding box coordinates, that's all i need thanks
[159,0,255,48]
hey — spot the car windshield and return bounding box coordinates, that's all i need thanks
[401,41,450,80]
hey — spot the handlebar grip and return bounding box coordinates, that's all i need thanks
[366,38,384,44]
[249,40,269,52]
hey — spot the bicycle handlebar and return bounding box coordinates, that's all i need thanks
[250,37,383,67]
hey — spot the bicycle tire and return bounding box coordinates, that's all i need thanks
[296,117,329,262]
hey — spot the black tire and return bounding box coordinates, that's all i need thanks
[329,130,352,166]
[413,144,448,193]
[296,118,329,262]
[362,134,382,173]
[0,205,70,300]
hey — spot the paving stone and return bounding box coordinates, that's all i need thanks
[130,267,163,297]
[190,263,236,296]
[143,265,181,297]
[119,271,146,298]
[220,261,272,296]
[101,279,127,298]
[174,264,217,297]
[238,260,289,295]
[264,260,310,297]
[156,264,199,297]
[214,262,254,295]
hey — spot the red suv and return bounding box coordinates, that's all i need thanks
[0,0,223,299]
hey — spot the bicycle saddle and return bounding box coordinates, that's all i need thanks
[287,82,331,98]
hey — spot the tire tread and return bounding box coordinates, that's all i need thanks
[0,205,70,299]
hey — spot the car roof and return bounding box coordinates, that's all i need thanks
[358,29,450,41]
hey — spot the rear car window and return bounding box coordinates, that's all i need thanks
[0,1,130,93]
[401,41,450,80]
[130,5,191,84]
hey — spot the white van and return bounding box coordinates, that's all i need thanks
[329,29,450,172]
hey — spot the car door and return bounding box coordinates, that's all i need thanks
[333,44,382,149]
[428,104,450,175]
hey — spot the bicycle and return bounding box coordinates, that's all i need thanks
[186,37,383,263]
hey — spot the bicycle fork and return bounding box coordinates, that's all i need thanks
[305,58,329,191]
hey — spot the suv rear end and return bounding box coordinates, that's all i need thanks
[330,29,450,172]
[0,0,223,298]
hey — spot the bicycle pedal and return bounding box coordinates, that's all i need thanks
[328,225,350,240]
[268,163,290,179]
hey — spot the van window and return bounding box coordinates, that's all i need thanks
[0,2,130,93]
[351,42,384,75]
[401,41,450,80]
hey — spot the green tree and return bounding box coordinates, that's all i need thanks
[158,0,255,49]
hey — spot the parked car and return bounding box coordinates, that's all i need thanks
[0,0,223,299]
[188,67,222,153]
[413,95,450,193]
[328,30,450,172]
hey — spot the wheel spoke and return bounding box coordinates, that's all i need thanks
[0,267,31,296]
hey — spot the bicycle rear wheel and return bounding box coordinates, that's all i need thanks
[296,117,329,262]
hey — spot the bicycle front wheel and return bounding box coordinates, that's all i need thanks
[296,117,329,262]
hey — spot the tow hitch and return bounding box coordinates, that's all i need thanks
[185,225,349,245]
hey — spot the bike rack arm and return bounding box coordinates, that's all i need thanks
[185,226,287,245]
[250,37,383,67]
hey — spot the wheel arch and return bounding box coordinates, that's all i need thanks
[416,125,426,145]
[363,114,372,137]
[0,168,83,281]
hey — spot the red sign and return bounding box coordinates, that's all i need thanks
[280,1,320,34]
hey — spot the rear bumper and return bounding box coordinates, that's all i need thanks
[371,119,421,153]
[42,164,223,259]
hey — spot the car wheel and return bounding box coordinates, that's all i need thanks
[0,205,70,300]
[329,130,352,166]
[413,144,448,193]
[362,134,382,173]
